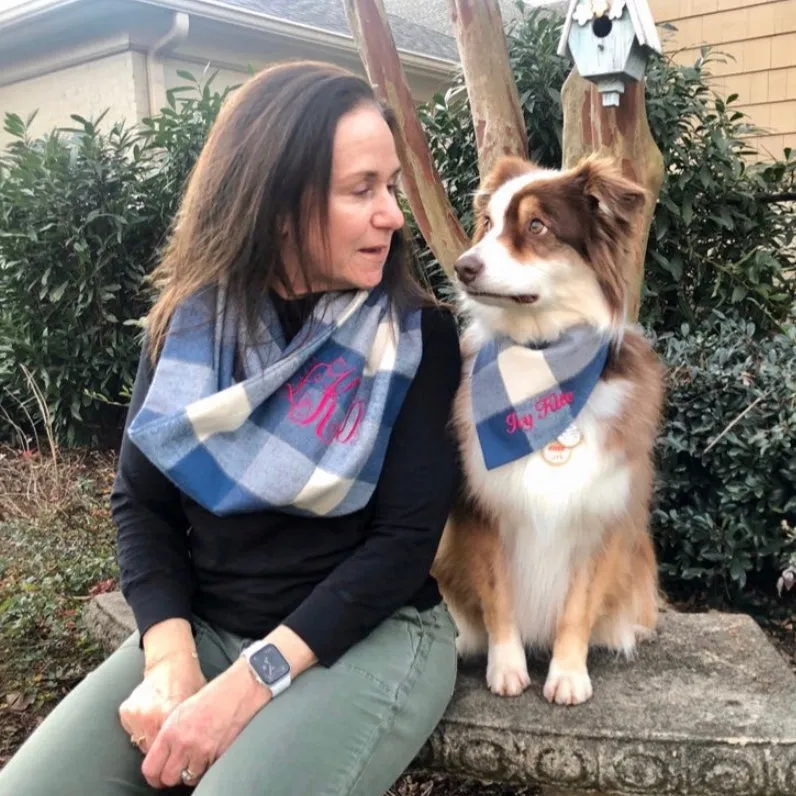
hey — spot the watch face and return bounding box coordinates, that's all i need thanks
[249,644,290,685]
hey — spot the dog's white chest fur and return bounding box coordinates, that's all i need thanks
[460,337,633,648]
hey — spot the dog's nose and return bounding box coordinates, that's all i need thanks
[454,253,484,285]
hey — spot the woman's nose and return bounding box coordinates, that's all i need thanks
[374,189,404,230]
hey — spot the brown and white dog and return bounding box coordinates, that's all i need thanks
[432,155,664,706]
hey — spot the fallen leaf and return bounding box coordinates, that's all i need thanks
[5,693,34,712]
[88,578,116,597]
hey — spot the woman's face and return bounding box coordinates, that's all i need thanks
[284,103,405,294]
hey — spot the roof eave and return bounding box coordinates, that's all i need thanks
[0,0,459,76]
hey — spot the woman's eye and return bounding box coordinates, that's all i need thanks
[529,218,546,235]
[483,217,492,231]
[353,186,372,197]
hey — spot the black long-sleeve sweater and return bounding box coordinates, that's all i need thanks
[111,296,461,666]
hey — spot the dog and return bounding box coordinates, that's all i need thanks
[432,154,664,706]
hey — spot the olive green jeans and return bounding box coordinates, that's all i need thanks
[0,603,456,796]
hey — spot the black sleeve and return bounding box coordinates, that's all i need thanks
[283,307,462,666]
[111,343,194,640]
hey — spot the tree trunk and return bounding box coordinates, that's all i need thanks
[447,0,528,179]
[343,0,470,277]
[561,70,664,321]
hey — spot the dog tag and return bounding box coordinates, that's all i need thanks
[557,423,583,449]
[541,441,571,466]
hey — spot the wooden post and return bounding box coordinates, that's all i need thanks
[561,70,664,321]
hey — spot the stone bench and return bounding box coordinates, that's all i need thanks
[85,593,796,796]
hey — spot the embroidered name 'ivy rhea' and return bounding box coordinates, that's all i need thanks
[469,325,609,470]
[128,285,422,518]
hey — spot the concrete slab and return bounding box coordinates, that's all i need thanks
[83,595,796,795]
[83,590,135,651]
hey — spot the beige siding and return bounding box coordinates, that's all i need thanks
[0,50,145,147]
[650,0,796,157]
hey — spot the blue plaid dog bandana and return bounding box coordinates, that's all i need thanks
[128,284,422,517]
[470,325,610,470]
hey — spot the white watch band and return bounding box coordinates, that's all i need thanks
[267,672,291,697]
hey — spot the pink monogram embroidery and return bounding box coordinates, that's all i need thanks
[534,391,574,419]
[506,411,533,434]
[505,391,574,435]
[286,357,364,444]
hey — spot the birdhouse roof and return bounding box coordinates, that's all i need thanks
[557,0,662,58]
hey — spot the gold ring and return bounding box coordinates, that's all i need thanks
[180,767,200,784]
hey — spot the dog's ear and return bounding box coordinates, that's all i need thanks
[472,156,536,239]
[570,156,647,226]
[568,157,646,323]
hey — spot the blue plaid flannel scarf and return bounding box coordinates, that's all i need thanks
[470,325,610,470]
[128,284,423,517]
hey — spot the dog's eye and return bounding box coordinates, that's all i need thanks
[529,219,546,235]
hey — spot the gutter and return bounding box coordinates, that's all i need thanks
[146,10,190,116]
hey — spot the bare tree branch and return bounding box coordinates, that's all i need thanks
[447,0,528,178]
[343,0,470,277]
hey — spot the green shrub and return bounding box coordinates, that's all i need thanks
[416,7,796,335]
[653,314,796,601]
[137,70,238,234]
[643,53,796,333]
[0,72,236,446]
[0,114,154,446]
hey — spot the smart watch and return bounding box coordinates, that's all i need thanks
[240,640,292,697]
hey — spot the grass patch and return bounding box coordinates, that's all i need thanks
[0,448,118,766]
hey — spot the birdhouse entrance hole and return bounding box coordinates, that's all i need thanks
[592,16,613,38]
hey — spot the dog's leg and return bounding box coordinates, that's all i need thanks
[480,535,530,697]
[543,532,623,706]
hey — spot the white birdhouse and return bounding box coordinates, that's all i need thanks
[557,0,662,107]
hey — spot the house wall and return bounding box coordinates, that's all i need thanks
[161,42,447,109]
[0,35,450,149]
[650,0,796,158]
[0,49,147,145]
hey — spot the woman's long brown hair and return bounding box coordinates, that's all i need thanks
[146,61,433,360]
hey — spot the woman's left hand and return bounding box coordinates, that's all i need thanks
[141,658,269,789]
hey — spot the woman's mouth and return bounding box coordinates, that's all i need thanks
[359,245,388,258]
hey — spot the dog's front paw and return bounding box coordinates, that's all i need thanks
[543,660,593,705]
[486,640,530,697]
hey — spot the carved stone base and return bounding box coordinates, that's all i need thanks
[541,789,592,796]
[414,611,796,795]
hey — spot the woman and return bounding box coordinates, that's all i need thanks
[0,61,461,795]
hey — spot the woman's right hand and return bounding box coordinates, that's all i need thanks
[120,618,207,754]
[120,649,207,755]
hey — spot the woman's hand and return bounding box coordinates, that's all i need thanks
[140,624,317,788]
[119,649,207,758]
[140,658,269,788]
